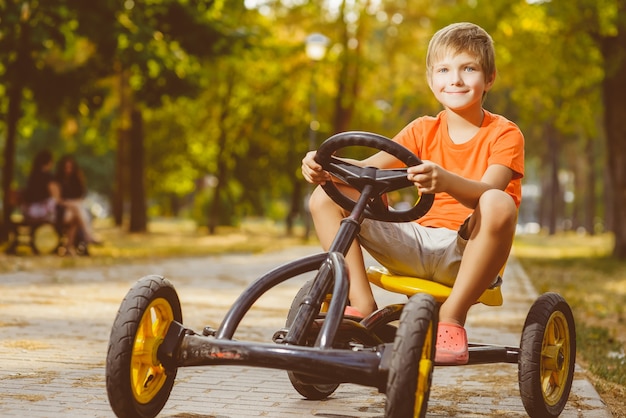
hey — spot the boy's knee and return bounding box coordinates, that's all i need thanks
[309,185,351,220]
[478,189,517,228]
[308,186,333,215]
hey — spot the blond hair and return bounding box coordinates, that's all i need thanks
[426,22,496,82]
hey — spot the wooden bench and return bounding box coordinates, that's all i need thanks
[4,190,62,255]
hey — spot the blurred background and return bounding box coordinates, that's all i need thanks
[1,0,625,258]
[1,1,625,413]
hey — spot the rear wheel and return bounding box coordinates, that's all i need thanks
[519,292,576,417]
[106,275,182,418]
[285,280,340,400]
[385,293,437,418]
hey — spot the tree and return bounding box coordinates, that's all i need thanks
[598,2,626,257]
[0,0,118,241]
[111,0,242,232]
[543,0,626,256]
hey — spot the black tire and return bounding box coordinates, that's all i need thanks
[285,280,340,400]
[385,293,437,418]
[519,292,576,417]
[106,275,182,418]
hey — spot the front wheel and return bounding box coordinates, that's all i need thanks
[385,293,438,418]
[106,275,182,418]
[519,292,576,417]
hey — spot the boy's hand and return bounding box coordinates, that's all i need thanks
[302,151,332,185]
[407,160,448,194]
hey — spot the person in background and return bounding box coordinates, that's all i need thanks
[55,154,98,245]
[22,150,82,255]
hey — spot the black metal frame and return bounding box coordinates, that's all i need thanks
[158,179,520,394]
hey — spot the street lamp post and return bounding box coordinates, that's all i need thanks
[305,33,329,151]
[303,33,329,239]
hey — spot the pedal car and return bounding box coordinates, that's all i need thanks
[105,131,576,418]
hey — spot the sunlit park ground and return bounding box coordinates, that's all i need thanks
[1,218,625,416]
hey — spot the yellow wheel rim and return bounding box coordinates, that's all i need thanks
[414,321,434,417]
[321,293,333,313]
[131,297,174,404]
[540,311,571,406]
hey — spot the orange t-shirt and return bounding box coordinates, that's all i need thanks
[393,110,524,230]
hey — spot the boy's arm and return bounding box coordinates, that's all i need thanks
[408,162,514,209]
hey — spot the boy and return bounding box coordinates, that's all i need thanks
[301,22,524,365]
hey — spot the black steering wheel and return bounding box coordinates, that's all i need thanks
[315,131,434,222]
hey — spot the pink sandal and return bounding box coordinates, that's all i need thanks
[343,305,364,319]
[435,322,469,365]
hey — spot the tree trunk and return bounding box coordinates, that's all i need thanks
[208,162,225,235]
[128,108,147,232]
[584,138,596,235]
[170,194,181,217]
[604,167,613,233]
[113,127,127,226]
[601,25,626,258]
[331,0,365,134]
[207,80,233,235]
[544,124,561,235]
[1,75,22,243]
[286,176,303,237]
[1,18,29,242]
[113,65,130,227]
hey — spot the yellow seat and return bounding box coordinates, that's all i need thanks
[366,266,503,307]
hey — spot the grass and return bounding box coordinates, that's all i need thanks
[513,232,626,416]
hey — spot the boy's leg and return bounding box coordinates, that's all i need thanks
[308,185,377,316]
[439,189,518,326]
[435,189,516,365]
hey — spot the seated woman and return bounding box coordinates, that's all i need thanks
[22,150,82,255]
[55,154,98,245]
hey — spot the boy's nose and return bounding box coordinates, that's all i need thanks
[450,71,464,85]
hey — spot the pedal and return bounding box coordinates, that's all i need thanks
[272,328,288,343]
[349,342,366,351]
[202,326,217,337]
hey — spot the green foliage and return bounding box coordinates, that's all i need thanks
[113,0,251,107]
[2,0,625,243]
[0,0,117,121]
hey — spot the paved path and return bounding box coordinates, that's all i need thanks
[0,246,613,417]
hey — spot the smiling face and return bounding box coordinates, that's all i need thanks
[425,23,497,115]
[428,50,495,113]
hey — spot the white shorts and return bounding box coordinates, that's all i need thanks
[358,219,468,287]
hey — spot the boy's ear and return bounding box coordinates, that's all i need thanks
[485,71,496,91]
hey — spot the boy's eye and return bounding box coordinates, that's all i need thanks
[437,68,448,73]
[464,66,477,72]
